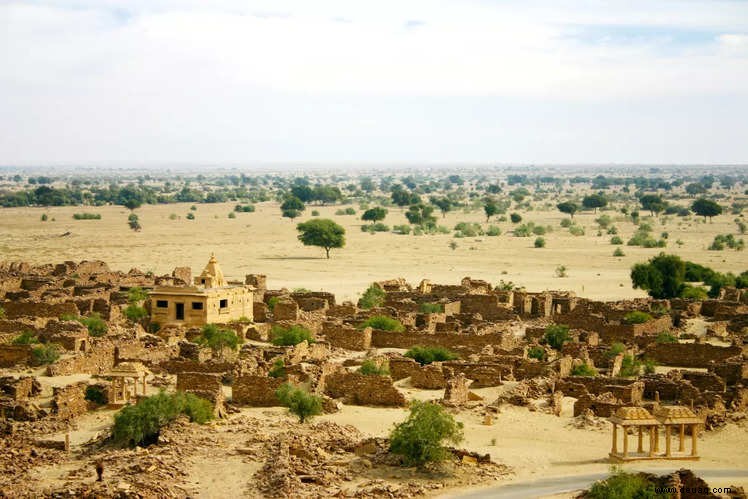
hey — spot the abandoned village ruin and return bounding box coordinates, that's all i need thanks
[1,255,747,496]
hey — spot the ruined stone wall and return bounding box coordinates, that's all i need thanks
[159,359,235,374]
[644,343,742,368]
[273,300,299,321]
[556,377,644,404]
[0,376,38,400]
[47,341,116,376]
[459,295,514,320]
[232,375,283,406]
[321,322,371,351]
[0,301,79,320]
[411,364,447,389]
[176,372,224,413]
[709,360,748,386]
[116,342,178,366]
[389,357,421,380]
[323,372,406,406]
[51,382,88,420]
[370,330,514,353]
[0,345,32,367]
[441,361,511,387]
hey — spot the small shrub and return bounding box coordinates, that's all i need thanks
[571,363,598,376]
[643,359,658,374]
[85,386,107,405]
[41,214,48,221]
[449,241,458,250]
[485,225,501,236]
[405,346,458,365]
[569,225,585,236]
[267,296,280,311]
[361,223,389,233]
[72,213,102,220]
[560,218,572,228]
[358,360,390,376]
[228,212,236,219]
[555,265,568,278]
[190,205,197,211]
[31,344,60,365]
[610,236,623,245]
[534,237,546,248]
[127,286,149,303]
[418,303,443,314]
[607,342,625,358]
[542,324,570,350]
[195,324,241,351]
[527,346,546,361]
[389,400,464,467]
[586,469,666,499]
[392,224,411,235]
[268,359,286,378]
[12,330,39,345]
[276,383,323,423]
[311,210,320,216]
[618,355,641,377]
[80,313,108,337]
[510,213,522,223]
[124,304,148,323]
[358,315,404,332]
[112,391,213,447]
[186,212,195,220]
[359,285,386,309]
[613,247,625,257]
[169,213,178,220]
[680,285,708,300]
[271,325,315,346]
[623,311,652,324]
[0,306,4,319]
[234,204,255,213]
[655,332,678,344]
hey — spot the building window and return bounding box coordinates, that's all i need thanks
[192,302,204,310]
[219,299,228,308]
[156,300,168,308]
[201,278,206,284]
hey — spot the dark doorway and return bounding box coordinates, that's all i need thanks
[176,303,185,320]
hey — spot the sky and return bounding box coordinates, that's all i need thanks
[1,0,747,166]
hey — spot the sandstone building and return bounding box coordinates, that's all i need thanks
[149,255,253,327]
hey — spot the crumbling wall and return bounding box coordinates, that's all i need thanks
[232,375,283,406]
[0,345,32,368]
[370,330,514,353]
[644,343,742,368]
[0,301,79,320]
[46,342,116,376]
[323,372,406,406]
[51,382,88,420]
[322,322,371,351]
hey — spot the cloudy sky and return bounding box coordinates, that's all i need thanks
[1,0,747,166]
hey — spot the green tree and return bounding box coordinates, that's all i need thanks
[389,400,464,467]
[361,207,387,224]
[691,198,722,221]
[639,194,667,216]
[542,324,570,350]
[276,383,323,423]
[296,218,346,258]
[556,201,578,219]
[405,204,436,227]
[582,193,608,213]
[483,200,499,222]
[430,197,452,218]
[630,253,686,299]
[195,324,240,352]
[359,284,386,309]
[281,195,305,215]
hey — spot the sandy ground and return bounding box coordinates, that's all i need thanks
[0,201,744,303]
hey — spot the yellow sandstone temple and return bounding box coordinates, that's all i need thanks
[149,254,253,327]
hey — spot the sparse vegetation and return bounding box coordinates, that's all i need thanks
[542,324,570,350]
[571,363,598,376]
[275,383,323,423]
[389,400,464,467]
[358,360,390,376]
[405,346,459,365]
[270,325,315,346]
[72,213,101,220]
[195,324,241,351]
[31,344,61,365]
[623,311,652,324]
[358,315,404,332]
[359,284,386,309]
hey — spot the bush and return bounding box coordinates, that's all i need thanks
[389,400,464,467]
[73,213,101,220]
[404,346,458,365]
[643,359,658,374]
[454,222,484,237]
[510,213,522,223]
[358,360,390,376]
[359,285,386,309]
[127,286,149,303]
[186,212,195,220]
[80,313,108,337]
[618,355,641,377]
[271,325,315,346]
[569,225,585,236]
[31,344,60,365]
[571,363,598,376]
[358,315,404,332]
[587,469,666,499]
[655,332,678,344]
[486,225,501,236]
[560,218,572,228]
[418,302,443,314]
[542,324,570,350]
[607,342,625,358]
[527,346,546,361]
[613,247,625,257]
[680,285,708,300]
[12,330,39,345]
[361,223,390,233]
[534,237,546,248]
[195,324,241,351]
[41,213,48,221]
[268,359,286,378]
[0,306,4,319]
[112,391,213,447]
[623,311,652,324]
[124,304,148,323]
[228,212,236,219]
[276,383,323,423]
[267,296,280,311]
[234,204,255,213]
[311,210,320,216]
[392,224,411,235]
[611,236,623,245]
[85,386,107,405]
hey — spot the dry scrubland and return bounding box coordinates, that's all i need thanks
[0,199,744,301]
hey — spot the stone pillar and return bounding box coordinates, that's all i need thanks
[142,376,147,395]
[691,425,698,456]
[637,427,643,453]
[679,424,685,452]
[612,424,618,454]
[649,426,655,457]
[654,426,659,453]
[665,425,671,457]
[622,425,628,457]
